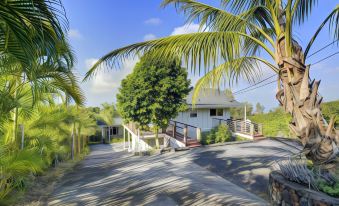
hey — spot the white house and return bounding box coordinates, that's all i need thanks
[100,117,123,143]
[120,88,262,152]
[173,88,242,132]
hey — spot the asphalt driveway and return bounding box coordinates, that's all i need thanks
[48,139,300,205]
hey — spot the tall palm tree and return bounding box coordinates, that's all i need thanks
[85,0,339,174]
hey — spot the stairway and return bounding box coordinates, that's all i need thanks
[166,131,202,148]
[253,134,265,140]
[186,139,201,148]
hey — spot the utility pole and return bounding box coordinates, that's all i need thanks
[244,104,247,121]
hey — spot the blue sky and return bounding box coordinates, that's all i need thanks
[63,0,339,111]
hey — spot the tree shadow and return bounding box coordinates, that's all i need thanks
[47,144,267,206]
[192,142,296,200]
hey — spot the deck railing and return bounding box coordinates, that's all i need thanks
[212,118,263,137]
[166,120,201,146]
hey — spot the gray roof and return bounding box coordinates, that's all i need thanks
[185,88,242,109]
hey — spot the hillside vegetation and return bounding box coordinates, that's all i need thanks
[249,100,339,137]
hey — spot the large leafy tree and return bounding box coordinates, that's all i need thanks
[86,0,339,174]
[117,58,191,148]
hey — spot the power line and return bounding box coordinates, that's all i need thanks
[233,51,339,95]
[235,80,277,95]
[310,51,339,66]
[307,40,339,58]
[233,74,277,94]
[229,42,338,96]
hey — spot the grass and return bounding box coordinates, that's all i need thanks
[110,137,124,143]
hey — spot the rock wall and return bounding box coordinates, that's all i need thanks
[269,171,339,206]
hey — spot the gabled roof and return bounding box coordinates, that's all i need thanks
[185,88,242,109]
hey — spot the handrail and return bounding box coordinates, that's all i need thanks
[212,118,263,136]
[169,120,198,129]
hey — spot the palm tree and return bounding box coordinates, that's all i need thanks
[0,46,84,145]
[85,0,339,175]
[0,0,68,65]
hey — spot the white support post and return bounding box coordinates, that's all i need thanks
[183,126,188,147]
[123,127,126,150]
[128,131,131,151]
[196,127,201,143]
[244,104,247,121]
[108,126,111,144]
[137,128,140,152]
[101,127,104,144]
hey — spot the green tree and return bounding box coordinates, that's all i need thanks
[230,102,253,119]
[86,0,339,174]
[255,103,265,114]
[117,58,191,148]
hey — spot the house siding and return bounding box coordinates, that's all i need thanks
[173,108,231,132]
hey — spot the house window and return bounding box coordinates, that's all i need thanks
[210,109,223,116]
[217,109,223,116]
[113,127,118,135]
[190,110,197,118]
[109,127,118,135]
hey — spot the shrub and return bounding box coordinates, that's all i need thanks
[201,124,232,145]
[215,124,232,143]
[249,107,292,137]
[318,181,339,197]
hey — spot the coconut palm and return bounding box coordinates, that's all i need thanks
[0,0,68,65]
[85,0,339,175]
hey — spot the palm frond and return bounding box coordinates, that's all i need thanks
[161,0,274,45]
[292,0,319,25]
[84,31,275,80]
[304,5,339,59]
[192,56,278,104]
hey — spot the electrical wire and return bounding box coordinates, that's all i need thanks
[310,51,339,66]
[233,74,277,94]
[307,40,339,58]
[232,51,339,95]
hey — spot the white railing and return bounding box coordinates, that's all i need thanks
[212,118,263,137]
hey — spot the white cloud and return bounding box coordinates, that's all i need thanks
[171,23,200,35]
[144,18,162,25]
[68,29,83,40]
[143,33,157,41]
[84,58,138,94]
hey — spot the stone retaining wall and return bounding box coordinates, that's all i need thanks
[269,171,339,205]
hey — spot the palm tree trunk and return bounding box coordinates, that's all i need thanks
[276,35,338,175]
[77,126,81,155]
[71,123,75,160]
[12,76,20,146]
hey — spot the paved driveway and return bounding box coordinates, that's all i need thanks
[48,139,300,205]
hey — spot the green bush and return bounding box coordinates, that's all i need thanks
[201,124,232,145]
[249,107,292,137]
[321,100,339,127]
[318,181,339,197]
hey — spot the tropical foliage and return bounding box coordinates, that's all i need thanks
[117,57,191,148]
[201,124,232,145]
[249,107,292,137]
[249,101,339,138]
[86,0,339,175]
[0,0,96,201]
